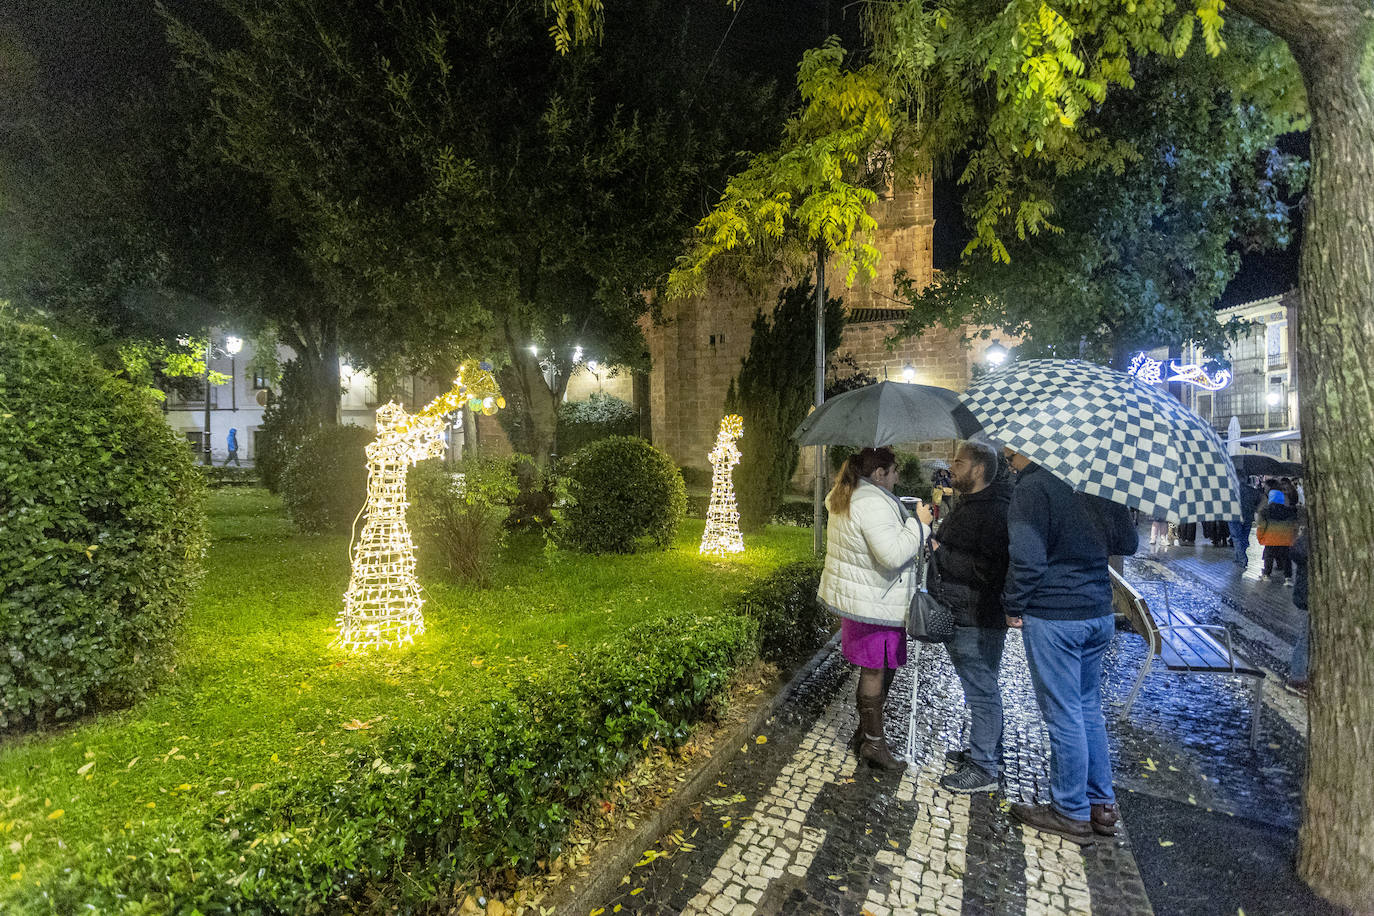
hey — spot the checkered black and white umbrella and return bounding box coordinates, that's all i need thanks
[962,359,1242,522]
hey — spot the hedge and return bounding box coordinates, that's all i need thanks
[0,319,206,732]
[733,559,831,664]
[13,613,758,914]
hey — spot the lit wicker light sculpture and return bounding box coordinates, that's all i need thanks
[700,414,745,556]
[336,361,504,651]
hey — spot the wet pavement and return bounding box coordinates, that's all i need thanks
[580,531,1337,916]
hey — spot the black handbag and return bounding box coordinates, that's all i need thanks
[906,545,955,643]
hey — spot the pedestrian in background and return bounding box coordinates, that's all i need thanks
[1257,488,1297,583]
[1229,480,1262,567]
[1286,525,1311,697]
[818,447,933,772]
[1002,448,1139,846]
[929,440,1012,794]
[224,427,240,467]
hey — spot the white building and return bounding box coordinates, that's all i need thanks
[160,336,427,465]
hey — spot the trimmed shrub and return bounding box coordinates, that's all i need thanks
[828,445,932,500]
[556,392,640,457]
[678,464,712,489]
[772,500,817,527]
[17,613,758,913]
[198,465,260,488]
[505,453,566,536]
[253,359,317,494]
[559,436,687,553]
[279,424,372,533]
[733,559,831,664]
[0,319,206,732]
[409,455,519,586]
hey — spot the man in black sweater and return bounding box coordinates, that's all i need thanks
[930,440,1013,793]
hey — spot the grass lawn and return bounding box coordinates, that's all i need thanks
[0,488,810,901]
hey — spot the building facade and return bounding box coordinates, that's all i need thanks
[1175,290,1301,462]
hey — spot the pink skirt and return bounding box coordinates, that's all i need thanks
[840,618,908,669]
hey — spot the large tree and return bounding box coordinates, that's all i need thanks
[558,0,1374,904]
[172,0,784,463]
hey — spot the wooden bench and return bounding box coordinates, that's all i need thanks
[1110,567,1266,747]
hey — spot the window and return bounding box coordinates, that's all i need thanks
[252,372,271,390]
[1266,320,1289,367]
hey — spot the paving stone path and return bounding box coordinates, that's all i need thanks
[582,533,1325,916]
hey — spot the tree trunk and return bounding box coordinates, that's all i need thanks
[1230,1,1374,907]
[500,313,560,466]
[281,317,341,427]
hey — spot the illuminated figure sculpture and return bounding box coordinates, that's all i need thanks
[337,361,503,650]
[700,414,745,556]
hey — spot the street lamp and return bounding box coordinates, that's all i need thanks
[901,364,916,383]
[1266,391,1282,407]
[985,342,1009,366]
[203,332,242,466]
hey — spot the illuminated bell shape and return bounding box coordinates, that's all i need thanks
[483,396,495,410]
[479,360,492,371]
[496,396,506,408]
[469,397,483,410]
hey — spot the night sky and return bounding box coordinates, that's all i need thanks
[3,0,1302,308]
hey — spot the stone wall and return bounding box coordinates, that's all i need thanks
[644,177,976,475]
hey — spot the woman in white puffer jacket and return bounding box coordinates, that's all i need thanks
[818,447,932,771]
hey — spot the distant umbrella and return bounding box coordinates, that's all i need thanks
[1232,452,1284,477]
[961,359,1242,522]
[792,381,982,447]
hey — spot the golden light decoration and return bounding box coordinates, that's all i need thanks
[700,414,745,557]
[336,361,504,651]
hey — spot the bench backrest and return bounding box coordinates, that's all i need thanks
[1109,567,1162,654]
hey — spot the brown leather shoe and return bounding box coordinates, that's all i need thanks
[1091,803,1119,837]
[1010,803,1096,846]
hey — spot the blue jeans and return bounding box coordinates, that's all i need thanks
[1021,614,1116,821]
[945,625,1007,775]
[1228,521,1251,564]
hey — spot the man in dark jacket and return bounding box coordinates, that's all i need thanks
[1230,481,1262,566]
[1002,451,1138,846]
[930,440,1012,793]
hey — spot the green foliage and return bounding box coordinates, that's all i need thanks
[667,37,896,297]
[0,489,809,913]
[557,392,641,456]
[254,359,319,494]
[505,453,569,538]
[0,319,206,732]
[279,425,372,534]
[892,21,1307,363]
[559,436,687,553]
[828,446,932,502]
[771,499,818,527]
[726,279,844,532]
[733,559,831,664]
[865,1,1304,264]
[409,455,520,586]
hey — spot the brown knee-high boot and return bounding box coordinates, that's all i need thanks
[858,693,906,771]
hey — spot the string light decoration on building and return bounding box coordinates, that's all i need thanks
[700,414,745,556]
[336,361,504,651]
[1128,352,1232,390]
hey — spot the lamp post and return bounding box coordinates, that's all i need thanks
[202,332,243,466]
[985,342,1009,367]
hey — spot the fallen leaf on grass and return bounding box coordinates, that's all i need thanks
[77,762,95,776]
[46,809,63,820]
[755,735,767,745]
[341,719,372,731]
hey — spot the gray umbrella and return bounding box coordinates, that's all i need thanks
[792,381,983,446]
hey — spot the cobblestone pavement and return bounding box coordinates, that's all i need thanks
[581,532,1328,916]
